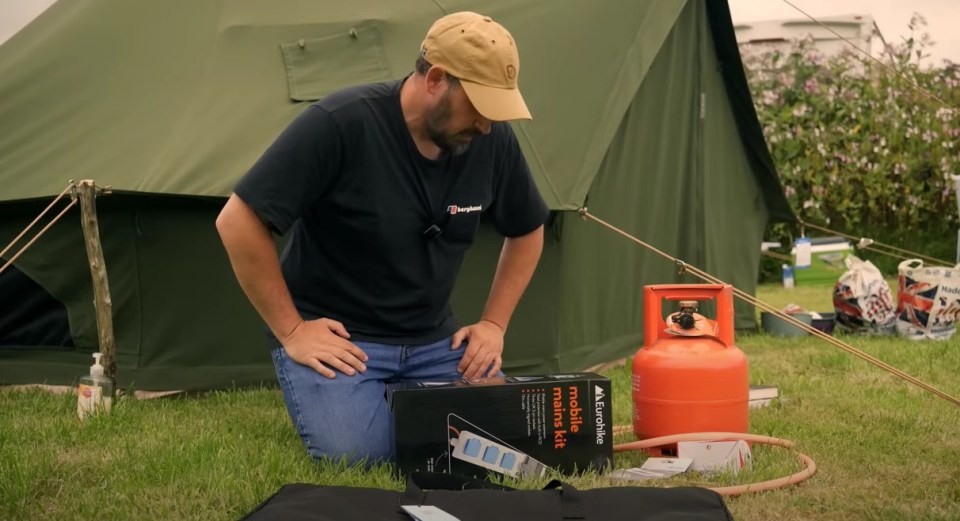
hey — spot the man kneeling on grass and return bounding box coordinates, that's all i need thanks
[215,12,547,465]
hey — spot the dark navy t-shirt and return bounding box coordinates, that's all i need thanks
[234,79,548,345]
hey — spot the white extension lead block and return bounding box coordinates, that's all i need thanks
[678,440,752,475]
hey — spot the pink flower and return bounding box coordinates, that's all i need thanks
[804,78,820,94]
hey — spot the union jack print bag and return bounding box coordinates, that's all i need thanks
[895,259,960,340]
[833,256,897,334]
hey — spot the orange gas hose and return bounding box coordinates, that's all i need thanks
[612,431,817,496]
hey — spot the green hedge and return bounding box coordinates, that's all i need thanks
[745,15,959,277]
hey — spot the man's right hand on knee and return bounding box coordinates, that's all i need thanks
[280,318,368,378]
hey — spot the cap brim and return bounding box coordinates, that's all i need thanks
[460,81,532,121]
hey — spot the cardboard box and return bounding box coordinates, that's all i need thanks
[387,373,613,479]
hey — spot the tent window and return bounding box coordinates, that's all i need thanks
[0,262,74,349]
[280,22,393,102]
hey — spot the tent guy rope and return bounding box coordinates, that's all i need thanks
[0,182,77,276]
[579,208,960,408]
[800,220,955,267]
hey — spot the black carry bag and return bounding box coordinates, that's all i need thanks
[240,472,734,521]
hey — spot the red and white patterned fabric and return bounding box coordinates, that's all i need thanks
[895,260,960,340]
[832,256,896,334]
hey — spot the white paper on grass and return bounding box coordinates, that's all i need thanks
[606,457,693,481]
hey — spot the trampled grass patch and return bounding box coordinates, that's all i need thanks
[2,283,959,520]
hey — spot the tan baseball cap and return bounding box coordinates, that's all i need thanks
[420,12,531,121]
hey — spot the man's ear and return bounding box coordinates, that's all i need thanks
[424,65,449,95]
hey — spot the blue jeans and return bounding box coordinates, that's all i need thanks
[272,336,478,466]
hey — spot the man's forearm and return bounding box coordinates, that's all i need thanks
[215,194,302,340]
[480,225,545,331]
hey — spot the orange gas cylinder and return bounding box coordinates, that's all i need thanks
[632,284,748,452]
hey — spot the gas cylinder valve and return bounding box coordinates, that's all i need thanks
[673,300,699,330]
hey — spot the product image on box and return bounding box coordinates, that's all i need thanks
[447,414,549,478]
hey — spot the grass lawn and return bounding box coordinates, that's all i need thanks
[2,281,959,520]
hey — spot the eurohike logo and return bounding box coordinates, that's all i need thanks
[447,204,482,215]
[594,385,607,445]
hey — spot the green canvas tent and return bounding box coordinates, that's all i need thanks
[0,0,794,390]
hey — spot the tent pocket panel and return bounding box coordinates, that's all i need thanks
[280,21,392,102]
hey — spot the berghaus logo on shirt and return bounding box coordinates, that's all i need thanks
[447,204,482,215]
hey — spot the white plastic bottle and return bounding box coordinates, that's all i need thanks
[782,264,795,289]
[77,352,114,420]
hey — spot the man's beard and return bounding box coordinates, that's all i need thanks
[425,90,478,156]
